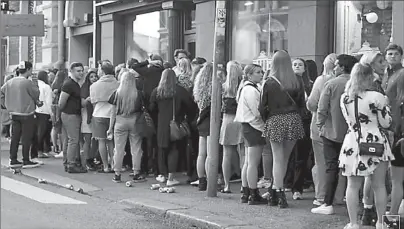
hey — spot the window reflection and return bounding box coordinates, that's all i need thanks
[232,1,289,65]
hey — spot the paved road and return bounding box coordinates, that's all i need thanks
[0,169,180,229]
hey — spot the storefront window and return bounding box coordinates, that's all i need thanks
[126,11,169,61]
[232,1,289,66]
[335,1,393,55]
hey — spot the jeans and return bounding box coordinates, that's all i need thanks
[322,136,343,206]
[113,114,143,174]
[9,114,36,162]
[35,113,51,153]
[61,113,81,166]
[312,139,326,200]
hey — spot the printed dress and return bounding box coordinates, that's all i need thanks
[339,91,394,177]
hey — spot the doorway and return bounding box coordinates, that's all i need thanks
[184,34,196,60]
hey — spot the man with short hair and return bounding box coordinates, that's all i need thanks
[90,60,119,173]
[312,54,359,215]
[1,61,41,168]
[59,62,87,173]
[173,49,190,75]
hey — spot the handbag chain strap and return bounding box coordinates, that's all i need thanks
[354,96,362,143]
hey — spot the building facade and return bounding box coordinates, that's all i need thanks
[4,0,404,73]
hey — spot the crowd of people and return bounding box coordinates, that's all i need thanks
[1,44,404,229]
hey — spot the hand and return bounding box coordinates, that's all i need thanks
[106,129,113,139]
[37,100,44,107]
[395,138,404,148]
[86,97,91,103]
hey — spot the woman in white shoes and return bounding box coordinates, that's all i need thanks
[339,63,394,229]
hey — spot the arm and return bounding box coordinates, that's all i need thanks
[316,83,332,129]
[45,86,54,119]
[27,79,40,103]
[1,83,6,109]
[259,82,269,121]
[107,105,117,135]
[58,91,70,110]
[307,77,324,112]
[375,93,392,129]
[148,89,158,113]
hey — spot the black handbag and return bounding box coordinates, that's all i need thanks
[136,93,155,138]
[354,96,384,157]
[170,94,191,141]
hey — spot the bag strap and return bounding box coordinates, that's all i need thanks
[354,96,362,143]
[172,75,176,122]
[270,76,297,107]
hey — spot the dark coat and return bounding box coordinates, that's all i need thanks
[149,85,197,148]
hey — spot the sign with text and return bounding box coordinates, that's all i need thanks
[2,14,44,36]
[1,0,9,11]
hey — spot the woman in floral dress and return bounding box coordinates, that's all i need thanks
[339,63,394,229]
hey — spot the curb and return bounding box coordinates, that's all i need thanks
[120,198,261,229]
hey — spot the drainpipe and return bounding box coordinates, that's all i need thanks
[57,1,65,69]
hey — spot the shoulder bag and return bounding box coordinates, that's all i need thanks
[136,92,156,138]
[170,93,191,141]
[354,96,384,157]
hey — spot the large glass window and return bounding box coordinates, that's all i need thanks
[335,1,393,55]
[126,11,168,61]
[232,1,289,65]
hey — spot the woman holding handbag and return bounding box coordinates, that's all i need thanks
[149,69,197,187]
[339,63,394,229]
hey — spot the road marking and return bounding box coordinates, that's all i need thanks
[1,176,87,205]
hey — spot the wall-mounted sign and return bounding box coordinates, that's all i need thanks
[1,14,45,37]
[1,0,9,11]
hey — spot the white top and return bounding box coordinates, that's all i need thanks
[35,80,53,115]
[93,101,113,118]
[234,81,265,132]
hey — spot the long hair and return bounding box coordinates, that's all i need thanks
[51,69,67,91]
[345,63,375,99]
[223,61,242,98]
[178,58,192,76]
[306,60,318,82]
[193,62,213,109]
[156,69,176,100]
[322,53,337,76]
[396,69,404,103]
[115,71,139,116]
[270,50,299,91]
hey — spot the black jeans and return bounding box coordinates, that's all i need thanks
[10,114,36,162]
[158,141,179,176]
[35,113,51,153]
[322,137,343,206]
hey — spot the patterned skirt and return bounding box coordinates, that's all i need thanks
[263,112,305,142]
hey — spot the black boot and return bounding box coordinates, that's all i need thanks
[277,190,288,208]
[268,188,278,206]
[248,188,267,205]
[198,177,207,191]
[361,207,377,226]
[241,187,250,203]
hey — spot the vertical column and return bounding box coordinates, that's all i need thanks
[19,1,29,62]
[287,0,333,71]
[194,0,216,61]
[392,1,404,47]
[99,14,125,65]
[167,9,182,64]
[93,2,101,65]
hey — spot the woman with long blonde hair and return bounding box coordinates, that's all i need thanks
[259,50,305,208]
[307,53,337,206]
[177,58,193,91]
[107,70,145,183]
[220,61,244,193]
[149,69,197,186]
[339,63,393,229]
[193,63,213,191]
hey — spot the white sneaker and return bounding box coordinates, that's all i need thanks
[311,204,334,215]
[257,177,272,189]
[54,151,63,158]
[343,223,359,229]
[166,179,180,187]
[46,151,57,157]
[313,199,324,206]
[293,192,303,200]
[190,180,199,186]
[31,158,44,165]
[284,188,292,192]
[156,175,166,183]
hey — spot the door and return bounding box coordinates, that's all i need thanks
[184,33,196,60]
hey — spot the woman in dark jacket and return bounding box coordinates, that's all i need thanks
[259,50,306,208]
[149,69,197,187]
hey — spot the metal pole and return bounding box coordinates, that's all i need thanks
[57,0,65,69]
[207,0,226,197]
[0,10,4,133]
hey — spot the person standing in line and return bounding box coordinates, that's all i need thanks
[1,61,41,168]
[312,54,358,215]
[59,62,87,173]
[172,49,191,76]
[307,53,337,206]
[382,44,404,222]
[90,60,119,173]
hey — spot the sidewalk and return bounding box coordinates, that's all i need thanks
[1,138,354,229]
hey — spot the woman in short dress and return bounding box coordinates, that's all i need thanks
[220,61,244,193]
[339,63,394,229]
[260,50,305,208]
[234,64,266,205]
